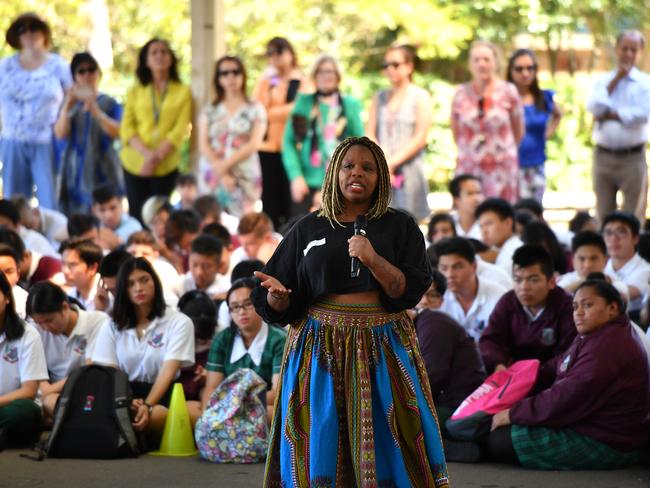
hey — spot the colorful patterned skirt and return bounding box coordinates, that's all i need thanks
[263,302,450,487]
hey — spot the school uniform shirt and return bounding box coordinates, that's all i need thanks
[476,257,513,290]
[604,254,650,312]
[495,234,523,274]
[174,271,229,299]
[479,286,576,373]
[67,274,100,311]
[37,308,109,382]
[38,207,69,248]
[557,270,629,298]
[510,314,649,451]
[19,226,58,258]
[206,322,286,387]
[438,278,507,341]
[112,215,143,243]
[12,285,28,319]
[453,214,482,241]
[0,322,48,396]
[92,308,195,383]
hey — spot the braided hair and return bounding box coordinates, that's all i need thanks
[318,136,392,227]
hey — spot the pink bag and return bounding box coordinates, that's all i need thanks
[445,359,540,440]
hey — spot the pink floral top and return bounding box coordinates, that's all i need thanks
[451,80,523,203]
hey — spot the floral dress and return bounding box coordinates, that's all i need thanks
[200,101,267,217]
[452,80,523,203]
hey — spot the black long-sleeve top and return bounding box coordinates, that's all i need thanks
[251,209,432,325]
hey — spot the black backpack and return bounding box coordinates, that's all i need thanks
[47,365,140,458]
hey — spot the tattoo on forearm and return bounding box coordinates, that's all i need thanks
[374,258,405,297]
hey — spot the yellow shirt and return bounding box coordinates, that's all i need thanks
[119,80,192,176]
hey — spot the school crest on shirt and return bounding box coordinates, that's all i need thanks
[147,332,164,349]
[540,327,556,346]
[73,337,87,355]
[2,345,18,364]
[559,354,571,373]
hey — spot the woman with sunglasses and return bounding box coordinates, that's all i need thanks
[54,52,123,215]
[0,13,72,209]
[198,56,267,217]
[92,257,198,439]
[507,49,562,202]
[253,37,310,230]
[201,278,286,417]
[367,45,432,221]
[119,38,191,224]
[451,40,525,203]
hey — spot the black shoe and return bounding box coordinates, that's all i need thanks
[443,439,481,463]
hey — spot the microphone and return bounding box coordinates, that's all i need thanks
[350,214,367,278]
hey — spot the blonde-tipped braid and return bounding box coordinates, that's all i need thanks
[318,136,392,227]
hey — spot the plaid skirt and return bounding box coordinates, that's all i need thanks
[263,302,450,488]
[512,425,641,470]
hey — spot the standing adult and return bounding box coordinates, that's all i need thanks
[251,137,449,487]
[253,37,309,231]
[283,54,364,217]
[451,40,525,203]
[507,49,562,201]
[54,52,123,215]
[367,45,432,221]
[120,38,191,224]
[198,55,267,217]
[586,31,650,223]
[0,13,72,209]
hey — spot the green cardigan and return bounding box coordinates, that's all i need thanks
[282,93,364,189]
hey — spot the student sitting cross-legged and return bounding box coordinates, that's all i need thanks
[0,272,48,448]
[479,244,576,374]
[92,257,198,440]
[489,280,649,470]
[26,282,109,422]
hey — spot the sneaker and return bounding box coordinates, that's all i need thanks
[443,439,481,463]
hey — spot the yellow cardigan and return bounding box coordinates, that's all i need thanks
[119,80,192,176]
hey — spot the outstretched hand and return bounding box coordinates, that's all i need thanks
[254,271,292,313]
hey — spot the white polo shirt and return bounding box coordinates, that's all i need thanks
[151,259,180,293]
[12,285,28,319]
[174,272,229,299]
[605,254,650,312]
[439,278,508,341]
[92,308,195,383]
[67,274,100,311]
[476,257,513,290]
[453,215,482,241]
[37,309,109,382]
[557,270,629,298]
[495,235,523,275]
[0,323,48,396]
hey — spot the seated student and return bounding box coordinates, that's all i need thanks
[427,212,457,245]
[202,222,235,278]
[193,195,239,236]
[215,258,265,333]
[0,272,48,448]
[92,257,199,436]
[435,237,508,341]
[126,230,179,290]
[0,227,62,290]
[602,211,650,319]
[479,244,576,374]
[558,231,628,297]
[412,269,486,429]
[0,199,57,257]
[202,278,286,421]
[11,195,68,249]
[94,249,131,313]
[67,213,100,241]
[449,174,483,240]
[60,239,103,311]
[521,221,569,276]
[476,198,523,274]
[164,209,201,273]
[177,291,217,401]
[26,282,109,421]
[490,281,649,470]
[174,173,198,210]
[0,244,29,318]
[231,212,281,266]
[92,185,143,250]
[569,211,598,235]
[174,235,227,301]
[515,198,573,249]
[464,239,513,290]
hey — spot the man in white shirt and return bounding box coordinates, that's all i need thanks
[586,30,650,222]
[92,185,143,250]
[435,237,507,341]
[11,195,68,249]
[0,199,58,257]
[476,198,523,274]
[602,212,650,317]
[61,239,103,311]
[231,212,282,266]
[175,235,229,301]
[449,174,484,240]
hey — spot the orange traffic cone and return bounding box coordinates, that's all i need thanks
[150,383,197,456]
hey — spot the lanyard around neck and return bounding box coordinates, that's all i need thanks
[151,83,168,125]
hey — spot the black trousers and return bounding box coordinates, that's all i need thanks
[259,151,291,231]
[123,169,179,224]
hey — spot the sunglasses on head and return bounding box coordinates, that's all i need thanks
[76,66,98,75]
[218,69,242,77]
[381,61,403,70]
[513,65,537,73]
[17,23,41,35]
